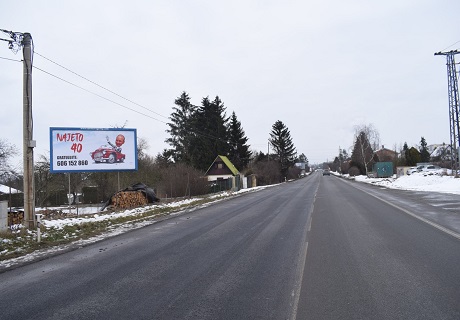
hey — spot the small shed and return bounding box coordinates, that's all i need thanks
[373,162,393,178]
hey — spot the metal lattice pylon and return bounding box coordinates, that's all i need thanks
[435,50,460,174]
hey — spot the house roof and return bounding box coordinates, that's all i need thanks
[0,184,22,194]
[428,143,451,157]
[205,155,239,176]
[376,147,398,155]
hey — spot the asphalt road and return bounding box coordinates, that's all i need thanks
[297,174,460,320]
[1,172,460,319]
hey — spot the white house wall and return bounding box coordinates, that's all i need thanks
[207,175,234,181]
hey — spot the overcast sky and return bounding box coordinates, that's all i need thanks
[1,0,459,170]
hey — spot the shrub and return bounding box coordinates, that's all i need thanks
[348,166,361,176]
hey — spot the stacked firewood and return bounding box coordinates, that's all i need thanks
[110,191,148,209]
[8,212,24,226]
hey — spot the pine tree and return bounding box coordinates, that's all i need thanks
[189,96,230,171]
[269,120,297,178]
[403,142,421,166]
[165,92,195,164]
[403,142,410,166]
[295,153,304,162]
[408,147,421,166]
[228,111,251,170]
[420,137,430,162]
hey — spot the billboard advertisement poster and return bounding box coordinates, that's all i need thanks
[50,127,138,173]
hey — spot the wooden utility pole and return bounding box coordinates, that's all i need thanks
[22,33,35,229]
[0,29,35,228]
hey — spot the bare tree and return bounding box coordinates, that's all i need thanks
[354,124,380,151]
[137,137,149,161]
[351,124,380,175]
[0,139,18,177]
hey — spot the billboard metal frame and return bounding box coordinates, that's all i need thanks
[50,127,138,173]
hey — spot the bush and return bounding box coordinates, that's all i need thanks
[155,163,208,198]
[348,166,361,176]
[250,161,282,185]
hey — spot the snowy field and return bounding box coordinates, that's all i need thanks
[352,171,460,195]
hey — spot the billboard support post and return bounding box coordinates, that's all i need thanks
[68,173,71,215]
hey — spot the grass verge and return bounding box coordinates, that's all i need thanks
[0,193,228,262]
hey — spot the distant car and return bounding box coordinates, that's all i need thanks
[323,169,331,176]
[407,167,420,175]
[90,145,125,164]
[421,165,443,174]
[407,164,443,175]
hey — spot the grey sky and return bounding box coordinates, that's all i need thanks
[1,0,459,169]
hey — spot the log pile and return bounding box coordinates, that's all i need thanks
[110,191,148,209]
[101,183,159,211]
[8,211,24,226]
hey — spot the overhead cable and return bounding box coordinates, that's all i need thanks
[33,65,168,124]
[35,51,169,120]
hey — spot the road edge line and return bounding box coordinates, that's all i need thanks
[340,178,460,241]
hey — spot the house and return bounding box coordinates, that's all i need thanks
[0,184,23,209]
[375,146,398,162]
[0,184,22,195]
[205,155,241,191]
[205,155,239,181]
[295,162,307,176]
[428,143,452,161]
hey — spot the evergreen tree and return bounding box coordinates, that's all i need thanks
[165,92,195,164]
[403,142,410,166]
[155,149,174,168]
[228,111,251,170]
[297,153,308,163]
[403,142,422,166]
[269,120,297,178]
[407,147,421,166]
[420,137,430,162]
[189,96,230,171]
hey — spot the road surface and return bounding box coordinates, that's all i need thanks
[1,172,459,319]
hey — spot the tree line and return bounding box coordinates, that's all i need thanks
[0,91,305,207]
[162,92,302,179]
[327,124,452,175]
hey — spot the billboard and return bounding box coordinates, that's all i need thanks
[50,127,138,173]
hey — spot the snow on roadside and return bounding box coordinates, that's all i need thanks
[353,172,460,195]
[41,185,272,229]
[0,186,273,270]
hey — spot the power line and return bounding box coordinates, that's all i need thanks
[0,28,24,54]
[440,40,460,52]
[6,44,248,149]
[34,51,169,120]
[0,55,21,62]
[33,65,169,124]
[32,65,237,146]
[32,61,245,148]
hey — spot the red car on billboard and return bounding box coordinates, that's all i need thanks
[90,146,125,164]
